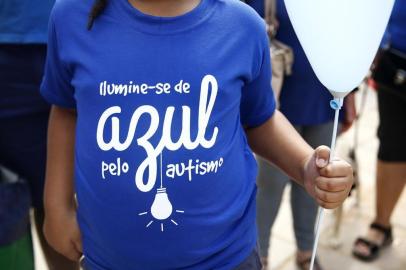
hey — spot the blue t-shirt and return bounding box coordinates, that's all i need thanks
[0,0,55,43]
[387,0,406,52]
[41,0,275,269]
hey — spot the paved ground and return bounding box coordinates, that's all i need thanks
[33,88,406,269]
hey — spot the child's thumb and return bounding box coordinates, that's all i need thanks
[315,145,330,168]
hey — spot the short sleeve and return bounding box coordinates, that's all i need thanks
[240,34,276,127]
[40,15,76,108]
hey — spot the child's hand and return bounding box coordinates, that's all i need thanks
[303,146,354,209]
[43,206,83,261]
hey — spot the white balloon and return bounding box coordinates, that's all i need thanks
[284,0,395,98]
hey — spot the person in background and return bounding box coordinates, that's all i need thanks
[353,0,406,262]
[0,1,78,269]
[245,0,355,269]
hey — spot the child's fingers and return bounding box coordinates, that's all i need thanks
[315,198,342,209]
[314,185,349,205]
[315,176,350,192]
[319,160,353,178]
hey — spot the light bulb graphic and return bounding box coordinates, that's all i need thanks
[139,151,184,231]
[151,188,173,220]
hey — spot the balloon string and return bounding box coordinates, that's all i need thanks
[310,97,343,270]
[310,208,325,270]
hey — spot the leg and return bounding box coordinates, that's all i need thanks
[353,86,406,260]
[375,161,406,227]
[290,122,334,269]
[290,181,318,253]
[256,157,289,260]
[256,126,304,265]
[375,84,406,227]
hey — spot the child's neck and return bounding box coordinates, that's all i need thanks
[128,0,201,17]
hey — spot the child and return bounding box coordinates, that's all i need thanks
[41,0,353,269]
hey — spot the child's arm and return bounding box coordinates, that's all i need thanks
[246,110,353,209]
[43,105,82,261]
